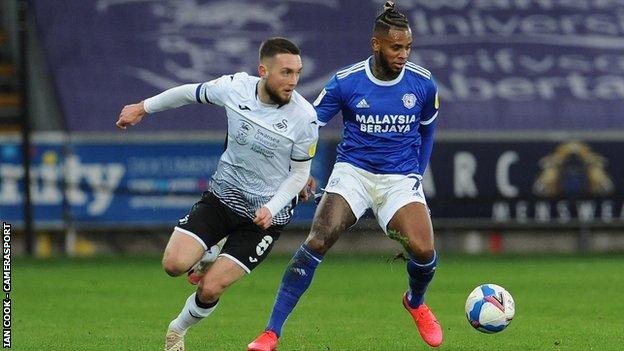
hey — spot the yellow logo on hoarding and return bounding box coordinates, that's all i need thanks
[533,141,614,197]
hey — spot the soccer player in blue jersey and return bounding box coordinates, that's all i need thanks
[248,2,442,350]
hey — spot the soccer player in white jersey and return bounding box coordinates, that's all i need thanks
[116,37,318,351]
[248,3,442,350]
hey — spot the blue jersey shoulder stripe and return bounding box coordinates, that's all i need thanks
[336,61,366,75]
[336,62,365,75]
[337,65,365,79]
[406,62,431,76]
[337,66,365,80]
[405,65,431,79]
[405,66,431,79]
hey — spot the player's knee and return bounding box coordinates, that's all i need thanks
[197,281,226,303]
[407,245,435,262]
[305,237,331,255]
[162,257,187,277]
[305,224,342,255]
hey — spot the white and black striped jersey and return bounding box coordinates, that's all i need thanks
[196,72,318,225]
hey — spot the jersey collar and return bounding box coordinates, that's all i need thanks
[364,56,405,86]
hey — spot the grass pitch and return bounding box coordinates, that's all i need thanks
[15,253,624,350]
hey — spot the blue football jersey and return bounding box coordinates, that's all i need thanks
[314,56,439,175]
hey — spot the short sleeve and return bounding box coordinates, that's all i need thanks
[291,118,319,162]
[196,73,244,106]
[313,75,343,127]
[420,77,439,125]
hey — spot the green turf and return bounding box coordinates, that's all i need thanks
[14,253,624,350]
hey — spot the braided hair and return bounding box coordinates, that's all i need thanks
[373,1,409,35]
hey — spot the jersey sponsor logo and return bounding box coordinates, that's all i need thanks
[402,93,417,109]
[235,120,254,145]
[273,119,288,132]
[250,129,280,158]
[356,99,370,108]
[355,114,417,133]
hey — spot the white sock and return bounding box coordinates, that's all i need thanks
[168,293,218,334]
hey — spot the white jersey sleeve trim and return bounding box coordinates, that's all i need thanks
[263,159,311,216]
[420,111,438,125]
[143,84,199,113]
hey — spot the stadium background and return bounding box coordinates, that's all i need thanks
[2,1,624,350]
[2,0,623,255]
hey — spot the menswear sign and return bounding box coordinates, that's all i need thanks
[423,138,623,226]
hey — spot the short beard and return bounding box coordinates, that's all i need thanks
[375,51,401,79]
[265,81,290,105]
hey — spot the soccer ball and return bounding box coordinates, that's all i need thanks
[465,283,515,333]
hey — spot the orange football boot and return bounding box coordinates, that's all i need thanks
[402,292,443,347]
[247,330,278,351]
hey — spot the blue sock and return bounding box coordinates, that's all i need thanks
[266,245,323,337]
[406,251,437,308]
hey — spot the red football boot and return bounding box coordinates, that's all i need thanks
[402,292,443,347]
[247,330,278,351]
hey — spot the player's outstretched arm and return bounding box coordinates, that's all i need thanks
[116,84,205,130]
[116,101,146,130]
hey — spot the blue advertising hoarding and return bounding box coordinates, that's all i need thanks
[1,133,622,229]
[0,134,332,227]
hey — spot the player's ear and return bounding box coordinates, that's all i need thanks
[371,37,381,53]
[258,64,268,79]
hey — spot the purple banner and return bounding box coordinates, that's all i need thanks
[31,0,624,131]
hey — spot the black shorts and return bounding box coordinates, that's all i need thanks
[175,192,284,273]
